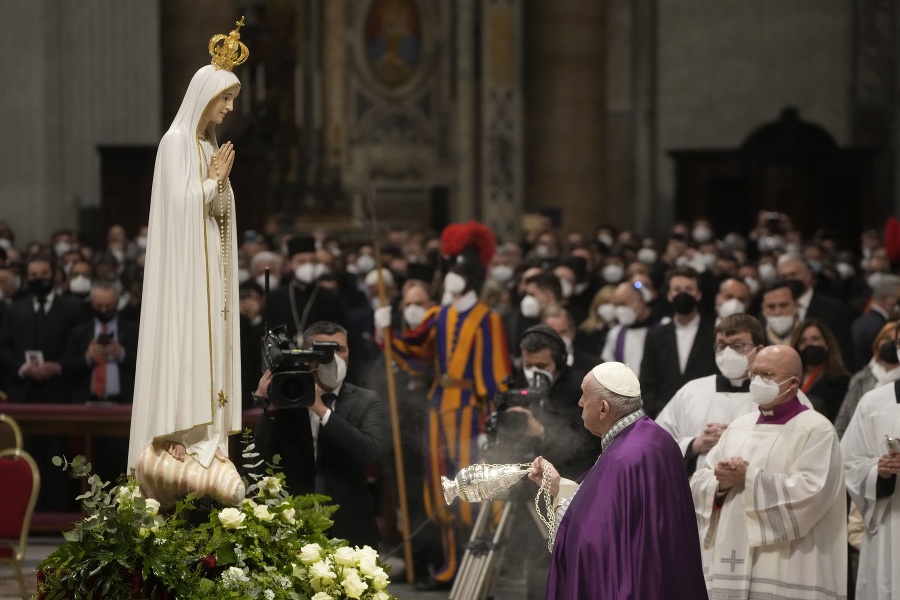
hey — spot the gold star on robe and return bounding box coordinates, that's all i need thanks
[218,389,228,407]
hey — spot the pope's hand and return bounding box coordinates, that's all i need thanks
[528,456,560,497]
[374,306,392,331]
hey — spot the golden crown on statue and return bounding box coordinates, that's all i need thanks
[209,16,249,71]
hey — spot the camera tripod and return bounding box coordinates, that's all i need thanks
[449,492,549,600]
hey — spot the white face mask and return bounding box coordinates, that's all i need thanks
[867,272,885,290]
[749,375,792,405]
[758,263,777,284]
[135,236,148,250]
[370,297,383,311]
[597,303,617,323]
[237,268,250,284]
[637,248,657,264]
[716,347,753,380]
[835,263,854,280]
[403,304,427,328]
[317,354,347,391]
[443,271,467,295]
[440,290,454,306]
[489,265,514,284]
[313,263,329,280]
[597,233,613,248]
[692,226,713,243]
[523,367,554,388]
[614,305,637,326]
[744,277,760,297]
[69,275,92,295]
[257,273,279,290]
[559,278,573,299]
[767,314,795,336]
[295,263,316,284]
[520,294,541,318]
[355,254,376,275]
[602,264,624,284]
[54,242,73,257]
[717,298,746,320]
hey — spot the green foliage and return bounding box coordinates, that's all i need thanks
[37,433,395,600]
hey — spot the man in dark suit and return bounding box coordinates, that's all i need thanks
[267,236,348,346]
[63,279,139,404]
[0,257,83,402]
[850,274,900,370]
[62,279,139,483]
[640,266,717,418]
[254,321,387,549]
[777,252,854,367]
[0,256,83,510]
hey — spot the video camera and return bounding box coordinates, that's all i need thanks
[484,373,552,462]
[260,325,338,409]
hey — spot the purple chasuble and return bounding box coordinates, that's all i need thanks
[755,395,808,425]
[547,417,708,599]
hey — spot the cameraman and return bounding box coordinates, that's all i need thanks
[501,326,603,479]
[253,321,387,549]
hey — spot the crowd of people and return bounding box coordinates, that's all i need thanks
[1,207,900,597]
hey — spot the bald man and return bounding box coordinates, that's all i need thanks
[690,345,846,598]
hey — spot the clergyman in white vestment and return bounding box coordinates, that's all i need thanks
[690,345,847,599]
[841,375,900,599]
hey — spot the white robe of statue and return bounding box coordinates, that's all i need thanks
[841,384,900,600]
[691,409,847,599]
[127,64,243,473]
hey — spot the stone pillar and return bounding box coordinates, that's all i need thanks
[480,0,524,241]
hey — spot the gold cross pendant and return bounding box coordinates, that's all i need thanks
[218,389,228,407]
[221,305,229,320]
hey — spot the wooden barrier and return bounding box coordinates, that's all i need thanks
[0,404,262,533]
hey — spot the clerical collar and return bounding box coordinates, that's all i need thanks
[716,375,749,393]
[452,290,478,312]
[601,408,645,452]
[756,396,807,425]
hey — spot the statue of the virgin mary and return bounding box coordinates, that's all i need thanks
[127,19,249,506]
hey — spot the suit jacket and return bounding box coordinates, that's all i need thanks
[267,282,349,341]
[639,314,717,418]
[255,381,387,548]
[0,293,83,402]
[850,308,888,371]
[806,290,854,368]
[62,316,139,403]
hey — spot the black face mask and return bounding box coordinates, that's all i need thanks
[878,340,900,364]
[670,292,697,315]
[93,308,116,323]
[28,278,54,299]
[800,345,827,367]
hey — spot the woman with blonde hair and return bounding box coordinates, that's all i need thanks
[577,284,616,357]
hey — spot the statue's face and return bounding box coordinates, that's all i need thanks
[201,85,240,127]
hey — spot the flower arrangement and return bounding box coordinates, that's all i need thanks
[37,440,396,600]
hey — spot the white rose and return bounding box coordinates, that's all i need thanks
[371,570,389,591]
[356,545,378,562]
[253,504,274,521]
[144,498,160,516]
[375,592,391,600]
[341,571,367,599]
[300,543,322,564]
[279,505,296,525]
[242,498,258,509]
[311,593,334,600]
[260,476,282,495]
[358,556,380,578]
[309,560,336,581]
[218,507,246,529]
[333,546,358,566]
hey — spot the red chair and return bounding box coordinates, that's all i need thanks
[0,448,40,599]
[0,414,23,451]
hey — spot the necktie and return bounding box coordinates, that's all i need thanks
[91,323,108,398]
[314,393,337,495]
[322,392,337,410]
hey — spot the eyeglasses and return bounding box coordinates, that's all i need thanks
[748,370,791,384]
[714,341,756,353]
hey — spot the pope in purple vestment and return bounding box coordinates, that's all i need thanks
[534,362,707,599]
